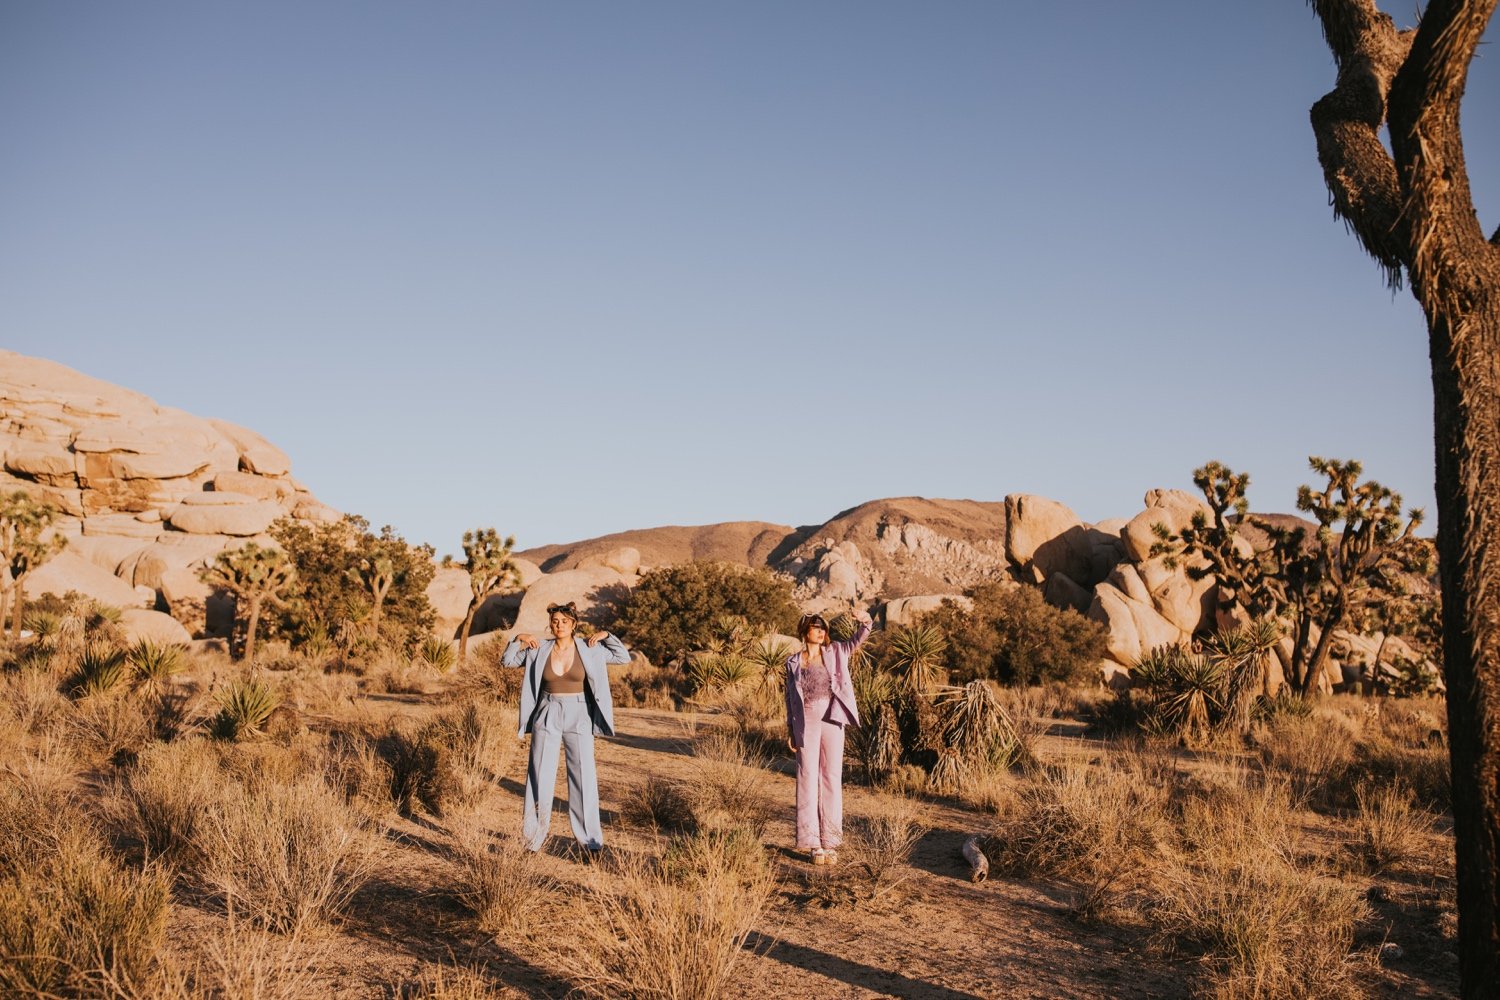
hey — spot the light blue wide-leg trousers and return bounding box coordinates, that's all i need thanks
[523,693,603,852]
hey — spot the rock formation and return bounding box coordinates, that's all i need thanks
[1,351,340,635]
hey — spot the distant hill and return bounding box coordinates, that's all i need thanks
[519,496,1009,601]
[520,521,799,573]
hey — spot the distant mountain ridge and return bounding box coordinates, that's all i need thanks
[519,496,1010,603]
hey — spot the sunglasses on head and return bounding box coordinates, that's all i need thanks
[798,615,828,634]
[547,602,579,620]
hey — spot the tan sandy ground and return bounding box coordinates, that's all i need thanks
[150,699,1457,999]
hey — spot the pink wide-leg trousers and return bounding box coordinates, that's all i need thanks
[795,698,845,851]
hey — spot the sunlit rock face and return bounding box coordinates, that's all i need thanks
[1,350,340,633]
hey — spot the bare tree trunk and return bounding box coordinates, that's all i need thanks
[1429,305,1500,994]
[244,594,262,664]
[1307,2,1500,990]
[1300,614,1341,695]
[458,603,478,665]
[10,579,24,641]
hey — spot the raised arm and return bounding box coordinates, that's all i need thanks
[589,630,632,665]
[837,610,874,654]
[501,632,538,667]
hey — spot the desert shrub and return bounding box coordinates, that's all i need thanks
[1252,709,1359,806]
[1154,768,1367,999]
[210,676,282,741]
[609,656,681,710]
[611,562,798,666]
[450,822,555,937]
[190,778,374,934]
[919,583,1107,686]
[0,829,171,996]
[0,665,66,733]
[268,514,436,655]
[557,831,773,999]
[829,794,929,905]
[1352,781,1432,872]
[379,701,512,817]
[66,693,154,766]
[0,770,170,996]
[1353,736,1450,812]
[689,728,775,836]
[114,739,225,863]
[622,774,698,833]
[987,756,1171,919]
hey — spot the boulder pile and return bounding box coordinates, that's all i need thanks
[1,350,341,636]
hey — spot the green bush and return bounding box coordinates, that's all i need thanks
[612,563,798,665]
[920,583,1107,686]
[268,515,436,655]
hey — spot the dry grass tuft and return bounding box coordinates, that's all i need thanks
[0,769,170,997]
[1156,768,1368,1000]
[1252,709,1358,806]
[988,756,1171,920]
[556,830,773,999]
[1352,781,1433,872]
[112,738,225,863]
[807,793,929,909]
[689,727,775,836]
[65,693,154,766]
[450,821,556,938]
[190,778,375,934]
[376,700,514,817]
[406,963,507,999]
[621,774,698,833]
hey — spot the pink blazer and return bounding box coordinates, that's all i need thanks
[784,621,871,746]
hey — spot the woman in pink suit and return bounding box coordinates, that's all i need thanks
[785,607,873,864]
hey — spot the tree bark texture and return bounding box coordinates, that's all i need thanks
[244,595,262,664]
[1309,2,1500,993]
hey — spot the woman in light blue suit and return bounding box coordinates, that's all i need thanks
[502,602,630,853]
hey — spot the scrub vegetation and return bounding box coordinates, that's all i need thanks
[0,578,1458,999]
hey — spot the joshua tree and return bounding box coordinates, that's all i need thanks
[200,542,297,663]
[1153,457,1422,694]
[1306,3,1499,988]
[348,553,396,637]
[454,527,522,664]
[0,489,67,640]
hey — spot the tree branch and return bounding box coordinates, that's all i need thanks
[1388,0,1500,316]
[1307,0,1415,285]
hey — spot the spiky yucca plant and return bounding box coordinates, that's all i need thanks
[417,636,457,674]
[934,680,1018,766]
[1200,619,1280,735]
[689,653,757,691]
[210,677,280,741]
[864,703,904,782]
[126,639,183,692]
[887,624,948,695]
[70,641,131,698]
[20,609,61,643]
[1131,645,1226,743]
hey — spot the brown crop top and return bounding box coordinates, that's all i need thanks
[542,641,587,694]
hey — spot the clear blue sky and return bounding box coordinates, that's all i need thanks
[3,2,1495,553]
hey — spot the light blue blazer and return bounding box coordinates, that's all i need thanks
[501,633,631,737]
